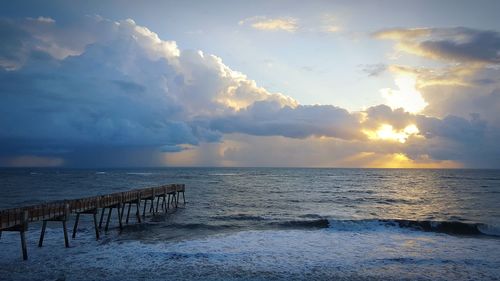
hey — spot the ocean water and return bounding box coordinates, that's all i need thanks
[0,168,499,280]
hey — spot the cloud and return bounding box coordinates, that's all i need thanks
[384,61,500,124]
[0,19,34,70]
[320,14,341,33]
[0,155,64,167]
[239,16,298,32]
[379,75,428,113]
[359,104,500,168]
[323,25,340,33]
[210,100,364,140]
[413,114,500,167]
[376,26,500,160]
[363,105,416,131]
[0,16,297,166]
[388,64,475,88]
[360,63,387,77]
[27,16,55,24]
[1,16,499,168]
[374,27,500,64]
[163,133,462,168]
[238,15,342,34]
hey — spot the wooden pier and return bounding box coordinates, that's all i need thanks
[0,184,186,260]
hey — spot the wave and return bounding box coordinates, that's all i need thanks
[126,172,154,176]
[121,217,500,238]
[389,219,482,235]
[327,219,500,237]
[162,223,239,231]
[212,214,267,221]
[269,219,330,229]
[209,214,500,236]
[172,219,331,230]
[212,214,330,229]
[298,214,325,219]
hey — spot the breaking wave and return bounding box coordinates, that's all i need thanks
[327,219,500,237]
[204,215,500,236]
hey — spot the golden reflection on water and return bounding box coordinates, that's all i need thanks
[343,152,461,169]
[364,169,468,222]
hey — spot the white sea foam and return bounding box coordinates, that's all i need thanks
[1,224,499,280]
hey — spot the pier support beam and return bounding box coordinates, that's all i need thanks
[165,191,177,211]
[140,188,156,216]
[179,190,186,206]
[125,197,142,224]
[38,204,70,248]
[72,209,100,240]
[1,210,30,260]
[20,228,28,260]
[98,203,123,232]
[19,211,29,260]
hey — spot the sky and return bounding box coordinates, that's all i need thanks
[0,0,499,168]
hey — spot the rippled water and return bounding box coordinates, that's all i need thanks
[1,168,499,280]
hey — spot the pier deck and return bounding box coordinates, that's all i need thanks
[0,184,186,260]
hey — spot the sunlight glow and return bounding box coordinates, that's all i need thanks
[341,152,462,168]
[364,124,420,143]
[380,75,428,113]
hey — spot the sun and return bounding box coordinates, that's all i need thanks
[380,75,428,114]
[364,124,420,143]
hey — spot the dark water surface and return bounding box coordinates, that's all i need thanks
[1,168,499,280]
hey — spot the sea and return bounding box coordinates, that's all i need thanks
[0,168,499,280]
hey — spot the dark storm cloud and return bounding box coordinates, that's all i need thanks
[0,16,297,166]
[0,18,208,164]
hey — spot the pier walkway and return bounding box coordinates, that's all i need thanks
[0,184,186,260]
